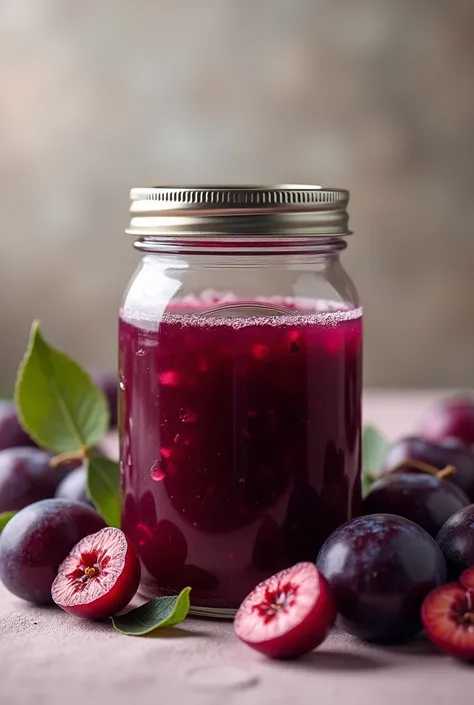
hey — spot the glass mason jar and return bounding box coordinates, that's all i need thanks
[119,185,362,617]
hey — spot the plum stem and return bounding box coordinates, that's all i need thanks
[436,465,456,480]
[390,458,456,479]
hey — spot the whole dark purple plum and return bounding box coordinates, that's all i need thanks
[0,401,36,451]
[317,514,446,643]
[92,372,118,428]
[440,437,468,451]
[55,466,92,506]
[0,447,69,512]
[420,396,474,445]
[383,436,474,501]
[436,504,474,579]
[362,472,470,538]
[0,499,106,604]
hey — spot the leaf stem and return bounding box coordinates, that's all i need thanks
[50,450,86,468]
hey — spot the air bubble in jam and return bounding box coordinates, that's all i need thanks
[180,408,197,424]
[150,461,166,482]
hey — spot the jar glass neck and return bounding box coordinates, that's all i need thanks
[133,236,348,256]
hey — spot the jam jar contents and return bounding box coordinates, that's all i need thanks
[120,185,362,615]
[120,296,362,611]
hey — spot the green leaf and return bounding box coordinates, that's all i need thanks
[86,453,121,528]
[15,321,109,453]
[112,587,192,636]
[0,512,15,533]
[362,424,390,496]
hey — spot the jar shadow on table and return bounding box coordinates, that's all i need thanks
[292,651,392,671]
[142,625,210,639]
[386,633,443,658]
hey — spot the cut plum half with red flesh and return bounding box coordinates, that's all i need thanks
[51,527,141,620]
[422,583,474,661]
[234,562,336,659]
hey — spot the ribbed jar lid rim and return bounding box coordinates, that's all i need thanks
[126,185,351,237]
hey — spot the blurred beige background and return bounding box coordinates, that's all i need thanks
[1,0,473,389]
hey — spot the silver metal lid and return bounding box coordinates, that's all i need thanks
[126,185,351,238]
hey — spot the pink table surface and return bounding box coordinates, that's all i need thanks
[1,391,472,705]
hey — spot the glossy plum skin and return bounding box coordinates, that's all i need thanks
[0,447,70,513]
[317,514,446,643]
[0,499,106,604]
[436,504,474,579]
[362,472,470,538]
[383,436,474,501]
[55,466,92,506]
[93,372,118,428]
[0,401,36,451]
[440,437,467,451]
[420,397,474,446]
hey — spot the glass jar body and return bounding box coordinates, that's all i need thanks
[119,246,362,616]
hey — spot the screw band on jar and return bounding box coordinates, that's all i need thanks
[126,185,351,239]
